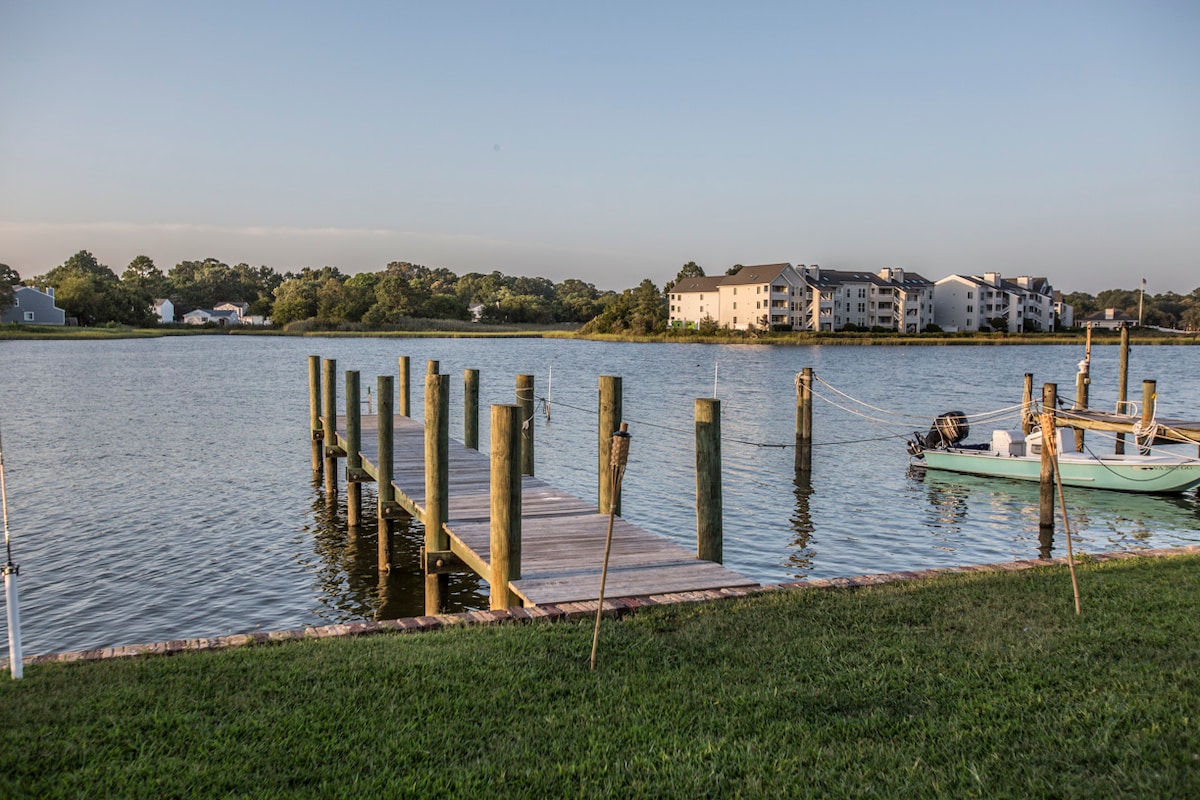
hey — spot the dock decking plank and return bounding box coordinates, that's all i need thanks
[336,413,758,605]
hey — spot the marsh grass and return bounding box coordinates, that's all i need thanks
[3,555,1197,798]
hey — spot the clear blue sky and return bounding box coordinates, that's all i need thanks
[2,1,1197,294]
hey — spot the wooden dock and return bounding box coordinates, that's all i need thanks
[336,414,758,607]
[1057,409,1200,446]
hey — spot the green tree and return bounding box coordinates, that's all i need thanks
[168,258,247,312]
[122,255,169,299]
[40,251,150,325]
[271,277,319,326]
[0,264,19,312]
[668,261,704,291]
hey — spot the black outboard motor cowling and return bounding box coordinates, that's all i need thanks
[908,411,970,457]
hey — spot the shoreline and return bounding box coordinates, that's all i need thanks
[9,544,1197,670]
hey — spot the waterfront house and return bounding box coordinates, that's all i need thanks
[800,266,934,332]
[153,298,175,324]
[718,263,809,331]
[2,285,66,325]
[1081,308,1136,330]
[183,308,241,326]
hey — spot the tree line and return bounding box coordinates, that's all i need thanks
[4,251,1198,332]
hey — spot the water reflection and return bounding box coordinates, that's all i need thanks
[306,483,488,621]
[912,467,1200,561]
[786,452,816,577]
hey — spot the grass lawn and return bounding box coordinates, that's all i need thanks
[3,555,1197,798]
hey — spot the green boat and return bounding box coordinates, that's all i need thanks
[909,413,1200,494]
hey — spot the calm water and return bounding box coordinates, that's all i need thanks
[1,336,1198,656]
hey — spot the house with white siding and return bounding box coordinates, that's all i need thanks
[717,263,809,331]
[800,266,934,332]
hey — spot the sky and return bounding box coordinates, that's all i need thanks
[2,1,1197,295]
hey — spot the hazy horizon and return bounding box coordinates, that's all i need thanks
[3,2,1197,296]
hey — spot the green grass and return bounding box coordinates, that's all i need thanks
[3,554,1197,798]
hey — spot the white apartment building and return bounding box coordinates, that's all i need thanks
[669,263,936,332]
[933,273,1056,333]
[668,275,725,329]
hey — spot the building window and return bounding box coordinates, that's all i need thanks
[733,302,737,309]
[24,311,35,322]
[733,317,737,324]
[967,305,974,313]
[967,291,974,299]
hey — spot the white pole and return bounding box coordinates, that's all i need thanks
[1,424,23,680]
[545,366,552,421]
[713,362,719,399]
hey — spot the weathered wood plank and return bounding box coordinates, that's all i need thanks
[336,413,759,605]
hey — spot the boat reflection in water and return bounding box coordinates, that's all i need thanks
[911,467,1200,562]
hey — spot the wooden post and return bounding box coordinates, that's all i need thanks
[795,368,813,473]
[517,374,535,476]
[598,376,622,515]
[1116,325,1130,453]
[1139,379,1156,455]
[1074,327,1091,452]
[322,357,338,495]
[1021,373,1034,435]
[397,356,410,417]
[424,372,450,614]
[1039,383,1057,534]
[376,375,394,573]
[464,369,480,450]
[490,404,523,610]
[346,370,363,528]
[308,355,322,473]
[696,398,723,563]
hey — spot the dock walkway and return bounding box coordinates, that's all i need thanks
[338,414,758,606]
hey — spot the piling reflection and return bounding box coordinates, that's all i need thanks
[786,454,816,577]
[306,483,487,621]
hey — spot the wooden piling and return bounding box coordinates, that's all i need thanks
[1074,326,1091,452]
[517,374,535,476]
[346,370,363,527]
[308,355,322,473]
[427,359,439,376]
[464,369,480,450]
[1139,379,1156,455]
[398,356,410,417]
[322,358,338,495]
[1039,383,1057,534]
[1116,325,1130,454]
[598,376,622,515]
[424,372,450,614]
[376,375,394,573]
[490,404,523,610]
[696,398,723,563]
[795,368,813,472]
[1022,373,1034,435]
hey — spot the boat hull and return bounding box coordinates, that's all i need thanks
[920,449,1200,494]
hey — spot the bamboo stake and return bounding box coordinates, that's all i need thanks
[1040,412,1083,615]
[591,422,631,671]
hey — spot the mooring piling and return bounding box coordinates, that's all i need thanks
[1074,325,1091,452]
[795,367,813,474]
[489,403,523,609]
[424,371,450,614]
[1116,325,1130,454]
[695,397,723,563]
[1039,383,1058,533]
[1022,373,1034,435]
[517,374,535,476]
[397,356,410,417]
[322,358,339,495]
[376,374,395,573]
[345,370,363,527]
[598,375,622,515]
[308,355,323,473]
[464,368,480,450]
[1139,379,1157,454]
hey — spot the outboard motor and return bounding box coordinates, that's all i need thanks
[908,411,970,457]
